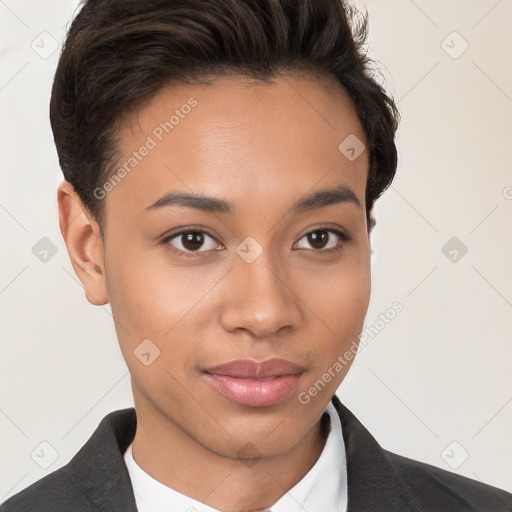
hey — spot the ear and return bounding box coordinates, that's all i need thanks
[367,204,376,255]
[57,180,108,306]
[368,205,376,234]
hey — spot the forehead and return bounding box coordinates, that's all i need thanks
[105,73,368,221]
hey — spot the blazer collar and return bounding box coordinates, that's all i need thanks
[331,395,417,511]
[67,396,415,512]
[68,406,138,512]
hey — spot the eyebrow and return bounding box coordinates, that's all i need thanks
[145,184,361,214]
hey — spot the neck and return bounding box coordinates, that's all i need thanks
[130,404,330,512]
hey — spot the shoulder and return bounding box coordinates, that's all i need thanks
[331,394,512,511]
[0,408,137,512]
[385,449,512,511]
[0,468,95,512]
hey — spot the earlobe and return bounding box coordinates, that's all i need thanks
[57,180,109,306]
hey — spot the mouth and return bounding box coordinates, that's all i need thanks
[202,358,305,407]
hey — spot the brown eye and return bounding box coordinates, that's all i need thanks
[180,232,205,251]
[295,228,347,252]
[162,230,219,255]
[307,230,330,249]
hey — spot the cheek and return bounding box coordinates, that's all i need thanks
[299,251,371,328]
[104,243,208,334]
[103,242,225,385]
[300,253,371,365]
[104,252,200,398]
[335,265,371,329]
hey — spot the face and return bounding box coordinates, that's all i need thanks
[71,73,371,459]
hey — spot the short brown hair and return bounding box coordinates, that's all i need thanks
[50,0,399,235]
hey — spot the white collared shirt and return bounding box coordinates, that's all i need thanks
[124,400,347,512]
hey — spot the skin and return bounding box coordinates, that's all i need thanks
[57,72,371,512]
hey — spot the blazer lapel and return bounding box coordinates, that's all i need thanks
[68,408,139,512]
[331,394,419,511]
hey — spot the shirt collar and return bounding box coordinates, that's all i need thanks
[123,400,347,512]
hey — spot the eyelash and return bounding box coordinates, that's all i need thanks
[160,225,350,259]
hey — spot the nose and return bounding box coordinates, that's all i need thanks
[219,251,303,339]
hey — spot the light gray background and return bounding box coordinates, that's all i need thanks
[1,0,511,503]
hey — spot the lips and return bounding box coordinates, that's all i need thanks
[203,358,305,407]
[204,358,306,379]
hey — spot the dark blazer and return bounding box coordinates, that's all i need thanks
[1,394,511,511]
